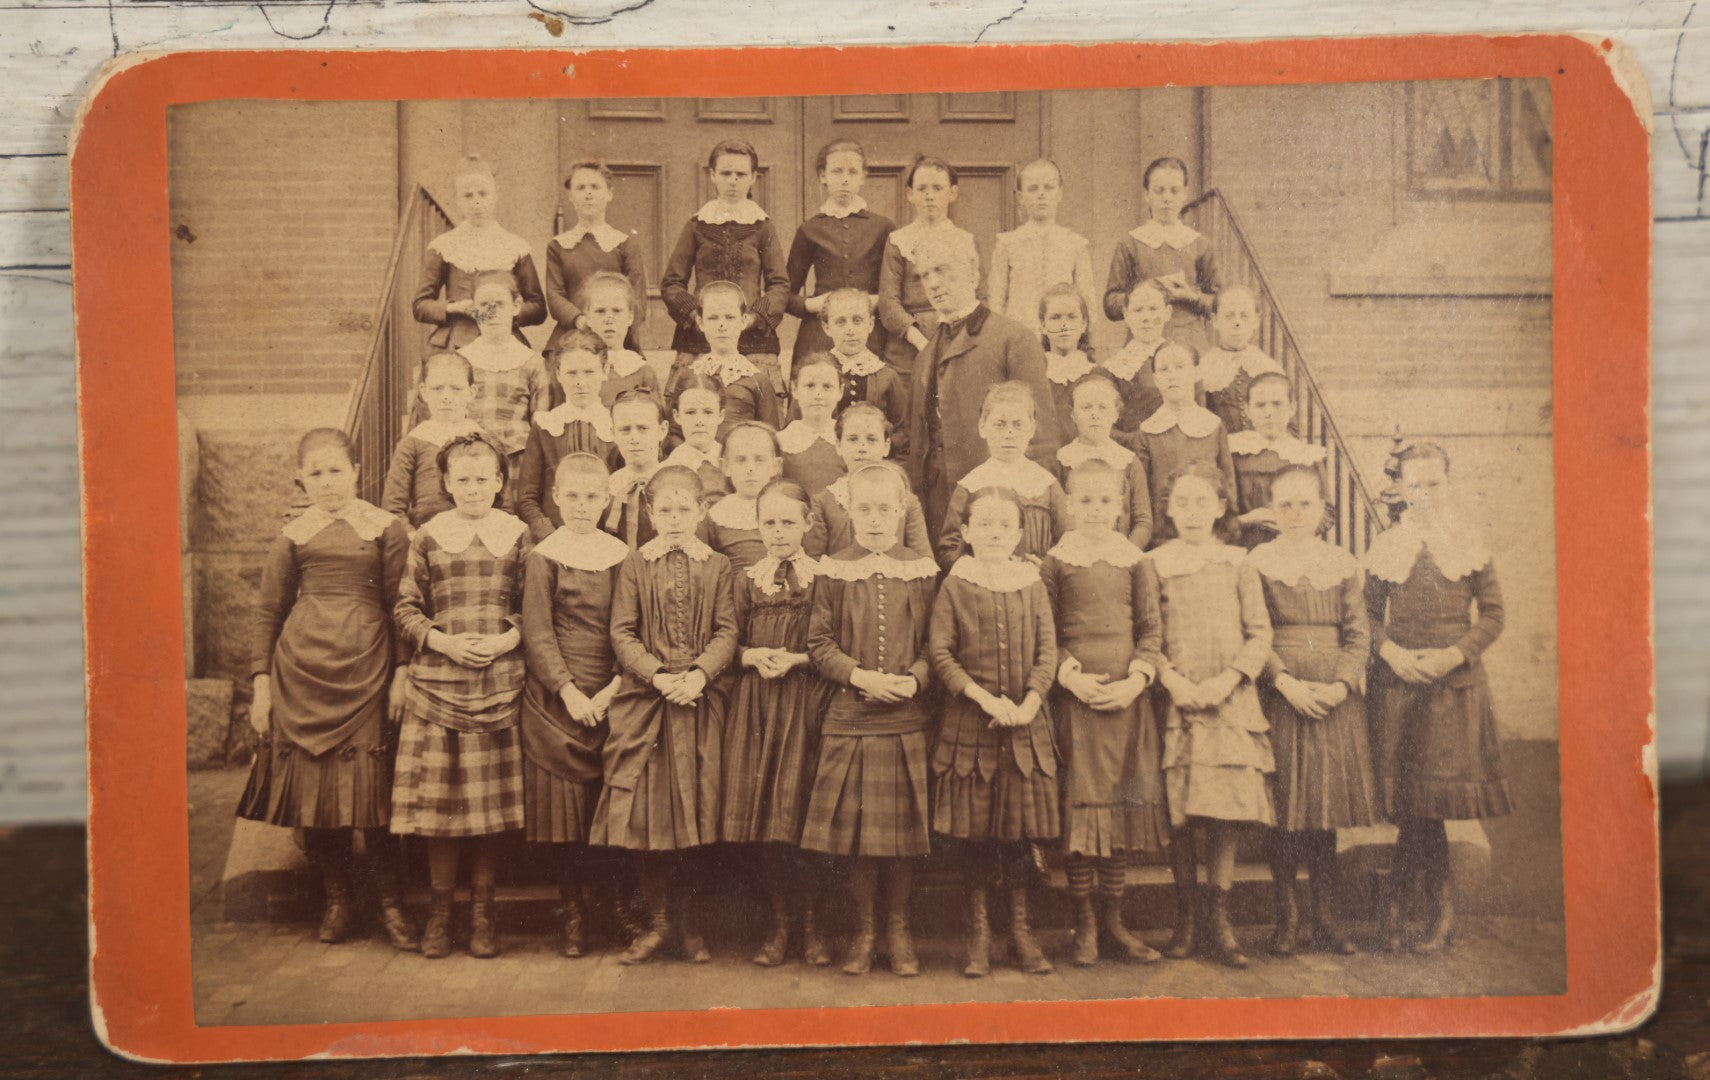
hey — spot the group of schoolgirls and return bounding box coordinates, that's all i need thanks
[236,138,1511,980]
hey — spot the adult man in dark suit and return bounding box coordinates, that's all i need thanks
[905,231,1061,537]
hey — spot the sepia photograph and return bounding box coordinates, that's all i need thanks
[167,72,1566,1028]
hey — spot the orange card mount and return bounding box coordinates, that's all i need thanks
[74,37,1655,1063]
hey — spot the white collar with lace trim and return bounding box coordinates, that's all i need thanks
[837,349,885,378]
[1129,219,1203,251]
[663,441,721,473]
[747,551,817,595]
[406,417,485,448]
[421,509,528,555]
[534,400,613,441]
[948,555,1041,593]
[428,223,532,273]
[1140,403,1222,439]
[819,196,869,219]
[1362,512,1492,584]
[1101,340,1163,382]
[695,199,767,226]
[459,335,538,374]
[691,353,759,384]
[1247,537,1357,590]
[817,547,939,582]
[1227,430,1326,465]
[1048,529,1144,569]
[1147,538,1245,578]
[555,220,629,253]
[1199,345,1282,392]
[535,526,629,572]
[640,534,715,562]
[1056,439,1136,472]
[888,217,971,263]
[609,462,659,499]
[1045,349,1095,385]
[707,493,758,530]
[957,457,1059,498]
[283,499,396,545]
[777,420,837,456]
[604,348,647,378]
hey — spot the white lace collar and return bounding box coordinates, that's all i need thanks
[1227,430,1326,465]
[640,534,715,562]
[777,420,837,456]
[604,348,647,379]
[1129,219,1202,251]
[837,350,885,378]
[691,353,759,384]
[957,457,1058,498]
[283,499,395,544]
[534,526,629,572]
[555,220,628,253]
[1048,529,1143,569]
[405,417,485,448]
[888,218,971,263]
[1199,345,1282,392]
[1101,339,1163,383]
[817,546,939,582]
[420,509,528,555]
[707,493,758,530]
[534,400,612,441]
[1140,403,1222,438]
[948,555,1041,593]
[1247,537,1357,590]
[1147,538,1245,579]
[695,199,767,225]
[608,462,659,499]
[1056,439,1136,472]
[459,335,538,374]
[663,441,721,473]
[819,196,869,219]
[1045,349,1095,386]
[747,551,817,595]
[1362,511,1492,584]
[428,223,532,273]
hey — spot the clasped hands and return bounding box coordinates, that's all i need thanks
[1272,672,1349,720]
[968,685,1042,729]
[651,669,708,706]
[742,646,809,680]
[1058,657,1151,712]
[1159,666,1245,713]
[850,667,918,704]
[1380,641,1465,685]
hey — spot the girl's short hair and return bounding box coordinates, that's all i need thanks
[296,427,357,468]
[722,420,781,461]
[1271,462,1327,502]
[1016,157,1063,188]
[905,155,958,189]
[836,401,892,441]
[553,451,613,489]
[815,138,866,174]
[707,138,761,173]
[965,485,1025,525]
[847,461,907,501]
[453,153,496,186]
[555,327,609,363]
[611,388,666,424]
[564,160,615,188]
[421,350,474,386]
[472,269,521,301]
[1143,155,1191,189]
[1211,283,1257,315]
[697,279,748,314]
[1038,280,1089,326]
[436,432,510,508]
[791,352,842,385]
[1163,461,1228,506]
[646,463,703,504]
[978,380,1038,426]
[582,270,636,312]
[1068,368,1123,408]
[1065,456,1122,490]
[819,287,870,323]
[1245,370,1292,404]
[1126,278,1169,308]
[1153,341,1199,370]
[757,476,813,516]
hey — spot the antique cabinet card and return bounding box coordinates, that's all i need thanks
[74,36,1655,1062]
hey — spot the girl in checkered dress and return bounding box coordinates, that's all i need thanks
[590,465,740,965]
[391,432,531,960]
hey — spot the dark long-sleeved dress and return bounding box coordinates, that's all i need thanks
[543,222,647,357]
[1136,405,1238,548]
[1228,431,1330,551]
[777,422,846,498]
[658,202,791,357]
[238,501,407,829]
[380,419,486,529]
[412,223,545,350]
[703,493,767,573]
[1363,518,1510,821]
[1199,344,1283,434]
[803,473,932,559]
[829,352,910,462]
[515,406,619,543]
[1102,221,1221,354]
[786,203,895,359]
[1054,439,1154,551]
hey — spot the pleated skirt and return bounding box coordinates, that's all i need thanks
[799,731,931,858]
[236,713,392,830]
[522,758,600,844]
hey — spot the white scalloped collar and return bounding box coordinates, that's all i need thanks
[283,499,395,544]
[1045,349,1095,386]
[535,526,629,572]
[837,349,885,378]
[1056,439,1135,472]
[1227,430,1326,465]
[948,555,1041,593]
[1147,538,1245,578]
[707,493,758,530]
[817,545,938,582]
[555,220,629,253]
[691,353,759,384]
[1101,339,1163,383]
[1048,529,1143,569]
[459,335,538,374]
[663,440,721,473]
[695,199,767,225]
[1140,403,1222,438]
[640,534,715,562]
[1247,537,1357,590]
[777,420,837,457]
[604,348,647,379]
[1199,345,1282,392]
[406,417,485,448]
[1362,512,1492,584]
[429,223,532,273]
[421,509,528,555]
[1129,219,1202,250]
[957,457,1058,498]
[534,400,612,441]
[747,551,817,594]
[819,196,868,219]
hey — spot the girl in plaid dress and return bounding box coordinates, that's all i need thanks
[516,328,619,544]
[802,464,940,977]
[391,433,531,960]
[590,465,740,965]
[457,272,552,507]
[929,486,1061,978]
